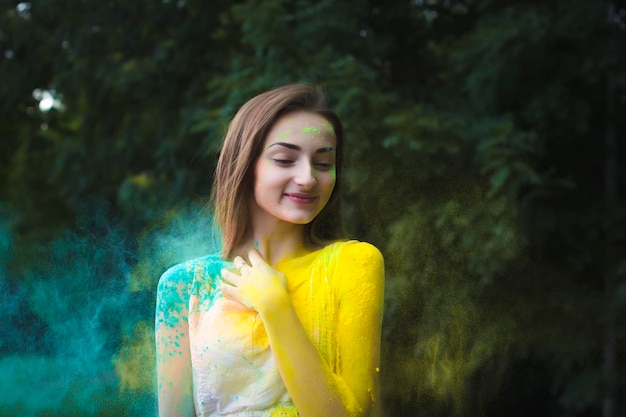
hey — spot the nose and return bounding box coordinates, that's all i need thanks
[294,163,317,189]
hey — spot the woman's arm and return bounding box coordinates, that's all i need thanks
[221,244,384,417]
[155,265,195,417]
[333,242,385,414]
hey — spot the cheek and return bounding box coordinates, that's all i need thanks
[326,169,337,186]
[254,161,273,191]
[320,174,336,197]
[254,159,267,178]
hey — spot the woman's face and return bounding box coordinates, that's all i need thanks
[251,111,337,226]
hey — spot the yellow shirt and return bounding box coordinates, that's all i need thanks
[155,240,384,416]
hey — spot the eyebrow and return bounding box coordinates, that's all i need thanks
[267,142,335,153]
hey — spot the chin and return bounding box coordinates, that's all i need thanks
[280,215,316,225]
[276,210,320,225]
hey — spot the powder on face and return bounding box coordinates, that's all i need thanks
[302,127,320,134]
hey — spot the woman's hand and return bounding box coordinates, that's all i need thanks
[220,249,288,312]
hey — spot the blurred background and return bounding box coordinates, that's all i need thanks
[1,0,625,416]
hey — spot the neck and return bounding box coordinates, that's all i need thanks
[234,210,311,266]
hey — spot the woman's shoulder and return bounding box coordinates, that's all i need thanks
[156,254,226,313]
[159,253,226,286]
[326,240,384,264]
[325,240,384,293]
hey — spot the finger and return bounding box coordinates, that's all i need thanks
[220,284,255,311]
[220,283,238,300]
[221,268,242,286]
[247,249,267,268]
[233,256,248,270]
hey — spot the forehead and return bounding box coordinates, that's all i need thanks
[266,111,336,145]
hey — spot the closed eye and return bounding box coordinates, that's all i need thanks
[272,159,294,166]
[314,163,334,171]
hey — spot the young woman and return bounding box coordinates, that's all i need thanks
[155,83,384,417]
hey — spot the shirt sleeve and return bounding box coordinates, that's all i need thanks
[155,262,195,417]
[333,241,385,416]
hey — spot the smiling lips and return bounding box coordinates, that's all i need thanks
[284,193,318,204]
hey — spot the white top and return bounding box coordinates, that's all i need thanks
[189,295,294,416]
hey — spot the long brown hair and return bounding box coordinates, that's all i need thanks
[211,83,345,259]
